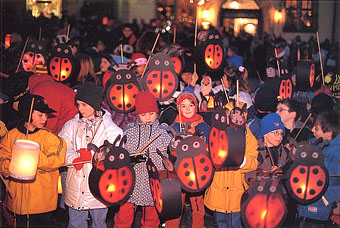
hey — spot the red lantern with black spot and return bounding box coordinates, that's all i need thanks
[241,176,287,228]
[49,43,75,82]
[105,62,140,113]
[142,52,179,101]
[278,74,294,100]
[21,39,47,72]
[285,139,329,205]
[296,61,315,91]
[161,44,186,76]
[175,135,214,192]
[89,135,135,206]
[146,153,182,220]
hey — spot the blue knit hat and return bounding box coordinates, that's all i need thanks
[261,113,285,138]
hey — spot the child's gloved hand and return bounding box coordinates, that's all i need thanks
[77,148,92,161]
[72,157,84,170]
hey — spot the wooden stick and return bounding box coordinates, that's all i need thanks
[194,13,198,47]
[0,174,13,198]
[120,44,124,63]
[221,78,230,103]
[294,113,312,140]
[0,72,10,78]
[236,80,239,107]
[134,132,162,155]
[178,103,183,133]
[297,47,300,61]
[316,32,325,85]
[173,26,176,44]
[265,146,275,167]
[25,98,35,139]
[256,70,262,82]
[275,48,281,77]
[141,33,160,78]
[66,24,70,41]
[39,27,42,41]
[15,36,29,73]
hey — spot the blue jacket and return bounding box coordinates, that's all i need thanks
[227,54,243,67]
[247,115,262,140]
[297,133,340,221]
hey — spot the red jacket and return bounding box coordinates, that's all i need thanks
[29,74,78,134]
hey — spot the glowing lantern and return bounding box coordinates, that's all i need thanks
[278,73,293,100]
[296,61,315,91]
[102,17,108,25]
[5,34,11,49]
[22,39,47,73]
[241,176,287,228]
[105,63,140,113]
[274,10,283,23]
[58,174,63,194]
[9,139,40,180]
[49,43,75,82]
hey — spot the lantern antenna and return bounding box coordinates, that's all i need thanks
[112,134,122,146]
[221,78,230,103]
[25,97,35,139]
[119,135,127,147]
[141,33,160,78]
[316,32,325,85]
[173,26,176,44]
[15,36,30,73]
[120,44,124,63]
[294,113,312,140]
[274,48,281,77]
[0,174,13,198]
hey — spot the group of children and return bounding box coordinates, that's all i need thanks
[0,62,339,228]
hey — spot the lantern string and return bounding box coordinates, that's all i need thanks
[0,174,13,198]
[294,113,312,141]
[274,48,281,78]
[221,79,230,103]
[173,26,176,44]
[316,32,325,85]
[15,36,30,73]
[26,98,35,139]
[120,44,124,63]
[141,33,161,78]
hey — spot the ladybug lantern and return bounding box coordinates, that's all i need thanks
[195,29,225,72]
[175,135,214,192]
[142,51,179,101]
[296,60,315,91]
[49,43,75,82]
[105,62,140,113]
[89,135,135,206]
[278,69,294,100]
[161,45,186,76]
[146,149,182,220]
[285,138,329,205]
[21,39,47,72]
[241,176,287,228]
[208,106,246,169]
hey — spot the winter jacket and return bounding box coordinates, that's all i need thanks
[29,74,78,134]
[59,110,123,210]
[124,119,171,206]
[298,133,340,221]
[204,126,258,213]
[0,125,66,214]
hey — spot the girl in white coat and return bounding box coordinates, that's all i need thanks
[59,82,123,228]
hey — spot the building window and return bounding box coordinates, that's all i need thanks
[283,0,318,33]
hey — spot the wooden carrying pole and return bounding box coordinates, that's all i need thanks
[316,32,325,85]
[15,36,30,73]
[275,48,281,77]
[25,98,35,139]
[121,44,124,63]
[193,14,198,73]
[141,33,160,78]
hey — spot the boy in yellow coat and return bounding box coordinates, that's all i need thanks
[0,94,66,226]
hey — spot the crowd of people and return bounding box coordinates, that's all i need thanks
[0,3,340,228]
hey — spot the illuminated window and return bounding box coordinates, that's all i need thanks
[26,0,62,18]
[284,0,318,32]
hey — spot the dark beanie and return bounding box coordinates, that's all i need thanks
[254,87,278,112]
[75,82,103,111]
[311,93,334,117]
[135,91,158,115]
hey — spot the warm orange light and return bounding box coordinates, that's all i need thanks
[230,1,239,9]
[299,184,306,194]
[5,34,11,49]
[244,24,256,35]
[202,22,211,30]
[275,10,283,23]
[58,175,63,194]
[107,184,116,192]
[190,172,196,181]
[202,10,211,20]
[218,150,227,159]
[102,17,108,25]
[261,209,267,220]
[198,0,205,6]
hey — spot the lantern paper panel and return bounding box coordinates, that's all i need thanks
[175,135,214,193]
[147,158,182,220]
[105,64,140,113]
[9,139,40,180]
[241,176,287,228]
[160,44,185,76]
[142,52,179,101]
[296,61,315,91]
[285,139,329,205]
[22,39,47,73]
[49,43,75,82]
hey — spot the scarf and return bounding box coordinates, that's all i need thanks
[77,112,102,144]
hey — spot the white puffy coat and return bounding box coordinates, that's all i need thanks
[59,110,123,210]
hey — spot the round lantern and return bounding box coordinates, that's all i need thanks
[296,61,315,91]
[9,139,40,180]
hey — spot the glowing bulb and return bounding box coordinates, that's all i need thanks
[190,172,196,181]
[107,184,116,192]
[261,209,267,220]
[218,150,227,159]
[230,1,239,9]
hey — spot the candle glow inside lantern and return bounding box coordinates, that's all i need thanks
[9,139,40,180]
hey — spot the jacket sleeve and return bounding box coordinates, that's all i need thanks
[59,120,79,165]
[240,126,258,174]
[0,132,13,177]
[38,131,66,171]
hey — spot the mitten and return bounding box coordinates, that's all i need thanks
[77,148,92,161]
[72,157,84,170]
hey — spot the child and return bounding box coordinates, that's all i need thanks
[166,91,210,228]
[59,82,123,228]
[0,94,66,226]
[297,111,340,227]
[114,91,171,228]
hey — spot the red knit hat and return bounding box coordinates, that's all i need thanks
[131,53,147,66]
[135,91,158,115]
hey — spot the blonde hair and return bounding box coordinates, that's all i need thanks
[77,54,100,85]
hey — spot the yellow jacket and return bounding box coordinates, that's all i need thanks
[204,126,258,213]
[0,127,66,214]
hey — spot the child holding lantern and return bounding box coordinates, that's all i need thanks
[0,94,67,226]
[114,91,172,228]
[59,82,123,228]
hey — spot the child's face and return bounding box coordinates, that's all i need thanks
[264,129,284,147]
[135,64,146,75]
[100,58,111,73]
[30,110,48,129]
[276,103,295,125]
[76,100,95,118]
[312,123,332,141]
[139,112,157,123]
[180,98,196,119]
